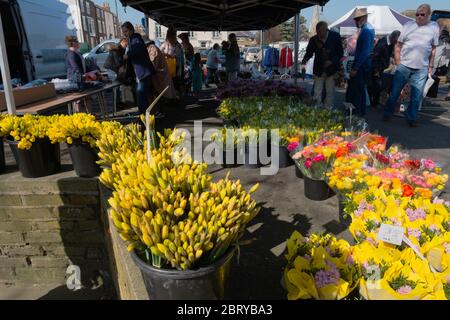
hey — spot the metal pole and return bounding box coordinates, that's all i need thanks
[294,12,300,85]
[0,12,16,114]
[259,30,264,72]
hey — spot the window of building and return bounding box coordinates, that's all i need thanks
[82,15,87,31]
[200,41,207,48]
[212,31,221,37]
[80,0,85,13]
[87,17,96,36]
[85,2,90,14]
[155,23,162,38]
[189,31,195,37]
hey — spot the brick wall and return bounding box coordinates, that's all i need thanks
[0,171,111,287]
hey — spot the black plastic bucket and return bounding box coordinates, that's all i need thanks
[295,165,303,179]
[0,137,5,173]
[8,138,61,178]
[304,176,334,201]
[271,145,293,168]
[68,141,101,177]
[130,248,235,300]
[338,196,352,227]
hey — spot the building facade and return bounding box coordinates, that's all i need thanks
[63,0,121,49]
[148,18,229,48]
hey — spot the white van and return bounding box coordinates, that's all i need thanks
[0,0,76,82]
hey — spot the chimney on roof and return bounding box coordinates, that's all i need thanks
[102,2,110,12]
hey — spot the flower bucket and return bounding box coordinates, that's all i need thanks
[271,145,293,168]
[0,137,5,173]
[68,140,101,178]
[338,196,352,227]
[295,165,303,179]
[303,176,334,201]
[130,248,235,300]
[8,138,61,178]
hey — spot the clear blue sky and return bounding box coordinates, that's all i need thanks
[93,0,144,24]
[95,0,449,28]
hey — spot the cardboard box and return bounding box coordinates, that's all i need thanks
[0,83,56,112]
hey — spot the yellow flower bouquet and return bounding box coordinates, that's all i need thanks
[0,114,60,149]
[354,242,448,300]
[284,232,360,300]
[47,113,102,149]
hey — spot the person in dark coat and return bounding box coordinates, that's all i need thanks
[301,21,343,108]
[368,30,400,108]
[64,35,92,113]
[121,21,155,115]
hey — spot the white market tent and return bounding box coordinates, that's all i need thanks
[330,5,414,37]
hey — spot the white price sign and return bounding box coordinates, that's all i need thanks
[376,224,404,246]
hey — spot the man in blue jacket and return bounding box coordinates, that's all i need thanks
[346,8,375,117]
[121,21,155,115]
[301,21,343,109]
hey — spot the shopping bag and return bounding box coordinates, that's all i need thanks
[425,75,440,98]
[423,74,435,97]
[166,57,177,78]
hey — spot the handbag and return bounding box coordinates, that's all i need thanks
[117,61,134,85]
[166,57,177,78]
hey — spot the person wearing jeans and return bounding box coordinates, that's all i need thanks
[383,64,428,123]
[346,8,375,117]
[206,43,220,87]
[383,4,439,127]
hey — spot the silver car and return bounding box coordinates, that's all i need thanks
[244,47,261,63]
[83,39,120,71]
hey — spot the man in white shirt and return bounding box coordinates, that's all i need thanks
[383,4,439,127]
[205,43,220,87]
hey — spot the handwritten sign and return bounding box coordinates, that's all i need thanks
[376,224,404,246]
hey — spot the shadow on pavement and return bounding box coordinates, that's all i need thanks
[228,203,312,300]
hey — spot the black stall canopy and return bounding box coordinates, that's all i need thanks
[119,0,330,31]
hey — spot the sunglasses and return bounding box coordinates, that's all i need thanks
[416,13,426,17]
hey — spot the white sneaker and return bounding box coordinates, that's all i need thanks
[399,104,406,112]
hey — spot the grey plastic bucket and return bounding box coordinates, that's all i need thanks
[130,248,235,300]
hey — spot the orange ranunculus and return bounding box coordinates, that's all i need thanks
[402,184,414,197]
[335,147,348,158]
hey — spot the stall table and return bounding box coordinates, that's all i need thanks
[4,81,122,118]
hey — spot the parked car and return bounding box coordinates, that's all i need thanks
[83,39,121,71]
[0,0,77,82]
[244,47,261,63]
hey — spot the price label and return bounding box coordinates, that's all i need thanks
[376,224,404,246]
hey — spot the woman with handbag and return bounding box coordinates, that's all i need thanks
[146,40,177,100]
[160,27,185,98]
